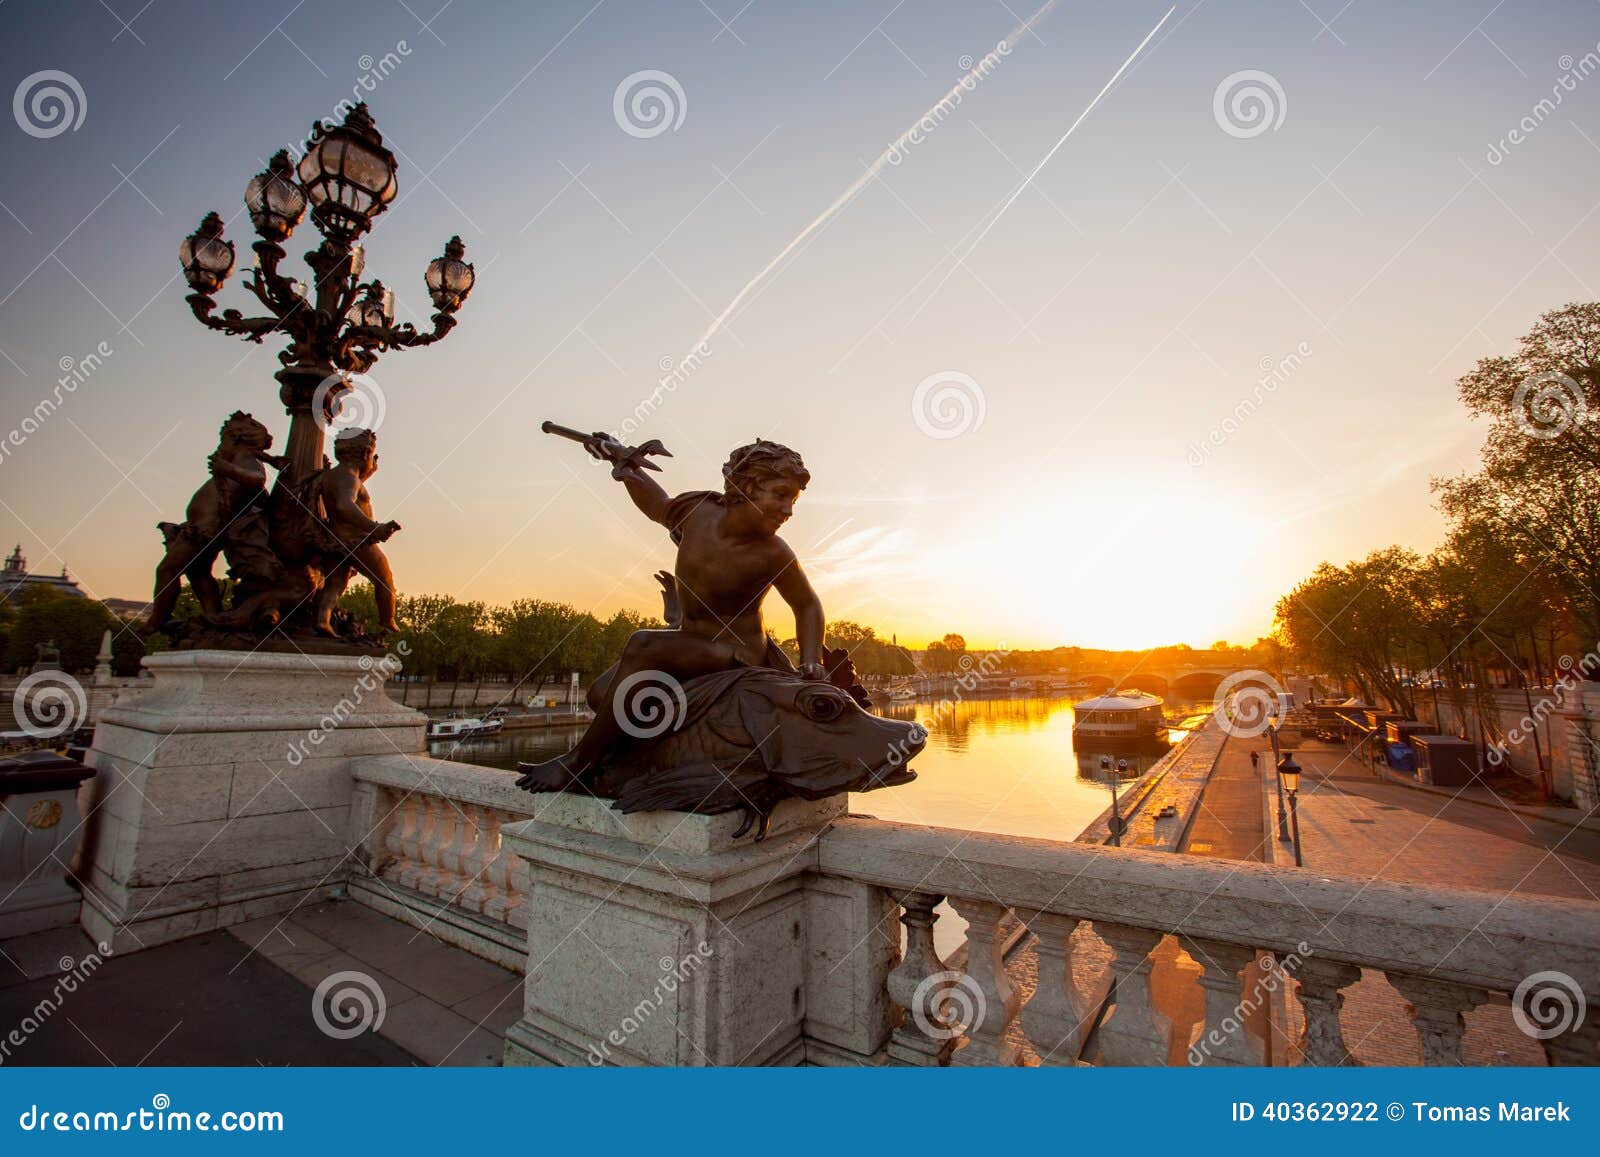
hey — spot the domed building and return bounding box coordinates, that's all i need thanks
[0,545,85,605]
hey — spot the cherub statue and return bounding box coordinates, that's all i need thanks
[515,437,921,837]
[312,427,401,635]
[148,411,285,631]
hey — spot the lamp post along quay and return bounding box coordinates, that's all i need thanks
[80,105,465,952]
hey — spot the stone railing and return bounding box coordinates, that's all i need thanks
[348,754,540,971]
[817,818,1600,1067]
[340,755,1599,1066]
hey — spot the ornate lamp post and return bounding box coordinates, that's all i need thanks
[178,103,473,485]
[1277,753,1304,866]
[157,103,475,645]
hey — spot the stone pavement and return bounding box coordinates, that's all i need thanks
[0,897,522,1066]
[1190,734,1600,1065]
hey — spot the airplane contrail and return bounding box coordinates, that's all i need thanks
[900,4,1175,326]
[685,0,1063,355]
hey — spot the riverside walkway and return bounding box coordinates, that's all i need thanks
[1184,733,1600,1065]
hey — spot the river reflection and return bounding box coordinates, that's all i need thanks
[867,696,1181,842]
[436,695,1195,843]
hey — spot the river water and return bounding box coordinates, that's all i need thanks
[433,694,1202,841]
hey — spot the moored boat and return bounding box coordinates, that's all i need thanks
[426,715,504,742]
[1071,689,1166,741]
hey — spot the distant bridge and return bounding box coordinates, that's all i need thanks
[1064,668,1266,699]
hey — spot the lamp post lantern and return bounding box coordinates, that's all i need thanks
[155,103,475,647]
[1277,753,1304,867]
[177,104,473,486]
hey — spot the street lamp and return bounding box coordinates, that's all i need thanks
[1277,753,1304,867]
[1101,755,1123,847]
[178,102,474,485]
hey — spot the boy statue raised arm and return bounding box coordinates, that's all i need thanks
[515,437,828,792]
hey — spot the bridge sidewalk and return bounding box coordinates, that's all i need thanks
[1187,735,1600,1065]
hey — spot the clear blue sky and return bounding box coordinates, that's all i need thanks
[2,0,1598,647]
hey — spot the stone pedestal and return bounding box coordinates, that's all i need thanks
[501,794,851,1067]
[79,650,424,952]
[0,750,96,938]
[1559,682,1600,812]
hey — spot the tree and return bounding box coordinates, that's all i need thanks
[1439,303,1600,648]
[3,588,119,672]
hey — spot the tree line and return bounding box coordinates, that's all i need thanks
[1275,302,1599,769]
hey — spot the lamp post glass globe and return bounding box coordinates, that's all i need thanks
[179,212,235,292]
[244,149,307,242]
[426,235,474,312]
[351,281,394,328]
[1277,754,1302,795]
[295,103,398,240]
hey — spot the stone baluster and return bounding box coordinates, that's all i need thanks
[436,802,475,901]
[886,892,955,1066]
[1293,957,1363,1065]
[1178,935,1264,1066]
[417,800,458,899]
[948,897,1021,1066]
[394,794,432,890]
[1094,922,1173,1066]
[1018,911,1083,1065]
[1387,973,1489,1065]
[457,806,497,913]
[483,834,516,925]
[380,790,417,881]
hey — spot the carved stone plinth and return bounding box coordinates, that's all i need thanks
[79,650,424,951]
[500,794,847,1067]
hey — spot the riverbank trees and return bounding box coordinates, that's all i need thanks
[1275,302,1597,747]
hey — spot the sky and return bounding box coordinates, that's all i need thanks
[1,0,1598,651]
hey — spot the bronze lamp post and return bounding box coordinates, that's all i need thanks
[154,103,475,647]
[178,102,474,485]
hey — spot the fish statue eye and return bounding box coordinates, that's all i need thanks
[798,686,848,722]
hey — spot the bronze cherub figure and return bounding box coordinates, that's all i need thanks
[517,429,922,838]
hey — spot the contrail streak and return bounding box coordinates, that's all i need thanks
[955,6,1174,264]
[686,0,1062,355]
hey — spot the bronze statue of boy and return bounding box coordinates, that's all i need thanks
[516,437,829,792]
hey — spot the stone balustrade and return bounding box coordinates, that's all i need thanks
[818,818,1600,1067]
[341,753,1600,1066]
[348,754,540,971]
